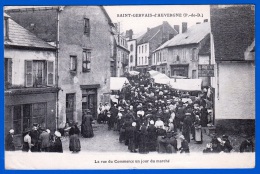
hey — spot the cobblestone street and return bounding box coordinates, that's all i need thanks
[61,122,211,153]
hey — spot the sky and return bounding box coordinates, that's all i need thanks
[104,5,210,35]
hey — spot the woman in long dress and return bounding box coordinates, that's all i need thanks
[81,110,94,138]
[194,115,203,144]
[69,125,81,152]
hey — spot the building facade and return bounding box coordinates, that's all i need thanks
[4,13,58,147]
[136,21,178,73]
[210,5,255,133]
[6,6,114,128]
[115,34,129,77]
[152,22,210,82]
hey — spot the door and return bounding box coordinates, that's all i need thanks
[66,94,75,123]
[82,89,97,119]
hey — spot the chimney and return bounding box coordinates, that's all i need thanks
[182,22,187,33]
[174,25,179,34]
[196,22,201,24]
[169,33,174,39]
[204,19,208,23]
[129,29,133,40]
[147,27,150,31]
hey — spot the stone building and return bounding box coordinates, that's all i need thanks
[152,21,210,81]
[6,6,115,128]
[4,13,58,147]
[136,21,178,73]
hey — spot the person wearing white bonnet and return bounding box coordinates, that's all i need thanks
[128,122,137,152]
[55,131,61,138]
[5,129,15,151]
[46,129,51,134]
[52,131,63,153]
[150,120,154,125]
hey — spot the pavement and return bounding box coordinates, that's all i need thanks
[61,123,211,153]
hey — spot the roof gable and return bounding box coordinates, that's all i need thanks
[155,22,210,52]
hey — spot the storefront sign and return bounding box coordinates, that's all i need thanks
[198,65,214,77]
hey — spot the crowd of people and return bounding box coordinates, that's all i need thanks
[97,72,211,153]
[4,72,254,154]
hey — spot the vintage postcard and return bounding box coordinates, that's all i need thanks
[3,5,255,169]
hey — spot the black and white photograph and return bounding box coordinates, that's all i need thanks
[3,5,255,169]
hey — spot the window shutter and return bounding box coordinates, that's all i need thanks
[7,59,12,84]
[25,60,33,87]
[47,61,54,86]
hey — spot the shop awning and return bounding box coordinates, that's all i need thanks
[169,79,202,91]
[153,73,170,84]
[110,77,129,91]
[128,70,140,76]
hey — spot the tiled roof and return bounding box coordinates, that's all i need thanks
[210,5,255,61]
[4,17,55,49]
[137,21,178,45]
[155,22,210,52]
[198,34,210,55]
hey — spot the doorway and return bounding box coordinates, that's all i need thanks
[82,89,97,119]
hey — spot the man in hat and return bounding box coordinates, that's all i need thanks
[39,128,51,152]
[220,135,233,152]
[183,113,192,143]
[30,123,40,152]
[5,129,15,151]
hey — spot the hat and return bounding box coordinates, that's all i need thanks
[132,122,137,127]
[185,113,191,116]
[86,109,91,113]
[150,120,154,125]
[179,135,185,140]
[119,108,124,112]
[46,129,50,134]
[23,128,31,134]
[222,135,228,139]
[54,131,61,137]
[107,111,111,115]
[9,129,14,134]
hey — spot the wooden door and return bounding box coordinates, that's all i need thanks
[66,94,75,123]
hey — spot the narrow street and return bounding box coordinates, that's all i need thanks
[61,122,211,153]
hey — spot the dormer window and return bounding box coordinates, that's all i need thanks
[4,17,9,40]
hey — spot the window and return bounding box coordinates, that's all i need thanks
[83,50,91,72]
[70,56,77,72]
[142,45,144,53]
[25,60,54,87]
[192,70,197,79]
[139,46,140,53]
[191,48,198,61]
[84,18,90,36]
[130,55,133,63]
[32,103,47,128]
[142,57,144,65]
[5,58,12,86]
[130,44,133,51]
[145,56,147,64]
[176,55,180,61]
[4,18,9,39]
[145,45,147,52]
[162,67,166,74]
